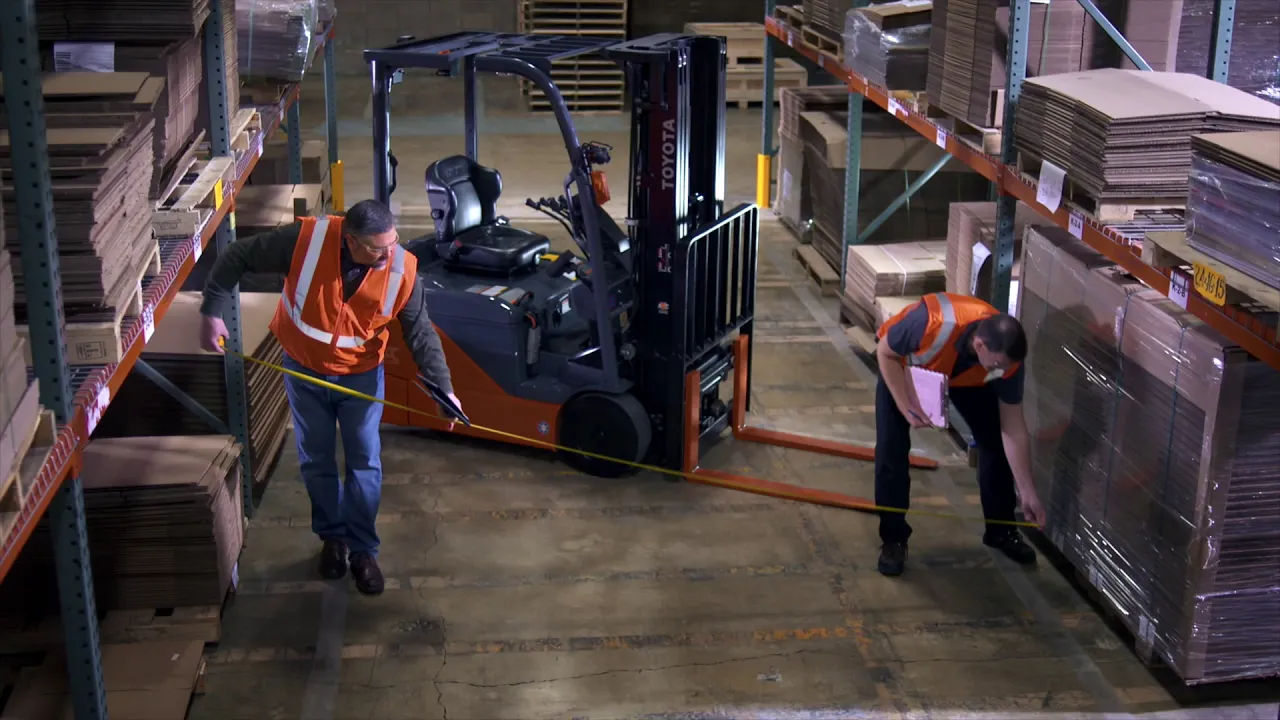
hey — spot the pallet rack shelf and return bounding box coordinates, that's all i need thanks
[757,0,1277,372]
[0,1,338,716]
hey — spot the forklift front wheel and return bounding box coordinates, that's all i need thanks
[557,391,652,478]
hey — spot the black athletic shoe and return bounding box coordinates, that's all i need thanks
[984,531,1037,565]
[877,542,907,576]
[350,552,385,595]
[320,539,348,580]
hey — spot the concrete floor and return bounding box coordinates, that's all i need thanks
[187,76,1280,719]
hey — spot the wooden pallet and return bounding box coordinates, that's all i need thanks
[801,24,842,59]
[1142,230,1280,313]
[684,22,766,65]
[518,0,628,114]
[1016,152,1186,224]
[773,3,805,29]
[0,408,55,539]
[153,156,236,237]
[923,100,1003,155]
[794,244,840,297]
[725,58,809,108]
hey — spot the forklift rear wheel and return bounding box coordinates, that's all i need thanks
[557,392,652,478]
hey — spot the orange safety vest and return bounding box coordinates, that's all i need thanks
[269,215,417,375]
[876,292,1020,388]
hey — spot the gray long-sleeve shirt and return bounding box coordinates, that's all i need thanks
[200,221,453,394]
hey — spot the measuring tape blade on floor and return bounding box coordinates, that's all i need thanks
[217,339,1036,528]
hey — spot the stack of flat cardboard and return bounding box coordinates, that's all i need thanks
[94,292,290,488]
[843,1,932,90]
[843,240,948,330]
[926,0,1097,128]
[237,0,318,82]
[1014,69,1280,203]
[1186,130,1280,288]
[799,108,986,269]
[0,72,160,323]
[1115,0,1280,103]
[806,0,859,41]
[1,241,41,496]
[1020,224,1280,685]
[943,201,1044,304]
[112,36,205,198]
[775,86,850,229]
[36,0,210,40]
[199,0,241,135]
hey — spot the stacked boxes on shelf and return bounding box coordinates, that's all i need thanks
[842,1,932,91]
[841,240,947,330]
[1185,130,1280,288]
[943,201,1045,313]
[237,0,317,82]
[519,0,628,113]
[1,72,162,365]
[1020,225,1280,684]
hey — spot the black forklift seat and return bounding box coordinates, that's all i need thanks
[425,156,550,274]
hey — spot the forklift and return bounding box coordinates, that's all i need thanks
[363,32,936,497]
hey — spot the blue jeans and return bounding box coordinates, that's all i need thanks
[282,353,385,556]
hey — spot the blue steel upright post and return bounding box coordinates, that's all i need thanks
[1,2,109,718]
[1208,0,1235,82]
[990,0,1030,313]
[204,0,255,514]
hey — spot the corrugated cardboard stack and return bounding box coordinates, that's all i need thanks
[1186,130,1280,288]
[1014,69,1280,206]
[774,86,850,230]
[200,0,241,133]
[114,36,205,198]
[799,107,987,270]
[93,292,290,488]
[926,0,1098,128]
[4,435,245,612]
[1113,0,1280,104]
[238,0,317,82]
[1,198,42,511]
[943,201,1045,309]
[843,1,932,91]
[35,0,210,40]
[1020,225,1280,685]
[0,72,160,325]
[842,240,948,330]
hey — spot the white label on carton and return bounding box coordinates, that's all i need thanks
[1037,160,1066,212]
[935,127,948,149]
[787,30,795,46]
[192,235,203,261]
[53,42,114,72]
[888,98,905,118]
[143,303,156,343]
[86,385,110,435]
[1068,210,1085,239]
[1008,280,1020,317]
[1169,271,1190,309]
[1088,563,1100,587]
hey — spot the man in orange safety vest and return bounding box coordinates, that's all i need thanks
[199,199,460,595]
[874,291,1045,576]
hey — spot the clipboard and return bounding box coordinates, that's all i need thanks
[414,374,471,426]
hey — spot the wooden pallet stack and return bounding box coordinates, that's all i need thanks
[685,22,808,108]
[518,0,628,114]
[1,72,163,367]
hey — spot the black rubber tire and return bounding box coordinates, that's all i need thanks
[557,392,652,478]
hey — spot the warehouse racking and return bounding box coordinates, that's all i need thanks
[756,0,1279,372]
[0,0,339,716]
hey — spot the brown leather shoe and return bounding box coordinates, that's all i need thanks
[349,552,384,595]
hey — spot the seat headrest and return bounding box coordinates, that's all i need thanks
[430,155,474,186]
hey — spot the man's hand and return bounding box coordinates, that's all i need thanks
[442,392,463,431]
[899,401,932,429]
[201,314,229,353]
[1018,488,1046,528]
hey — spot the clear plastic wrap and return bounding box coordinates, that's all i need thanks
[1176,0,1280,104]
[315,0,336,30]
[1019,224,1280,685]
[237,0,317,82]
[1185,134,1280,289]
[842,5,931,91]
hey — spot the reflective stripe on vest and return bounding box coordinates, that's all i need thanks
[281,216,364,350]
[382,245,405,316]
[910,293,958,366]
[280,294,367,349]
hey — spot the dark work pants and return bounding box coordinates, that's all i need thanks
[874,376,1018,544]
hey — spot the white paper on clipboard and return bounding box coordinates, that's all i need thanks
[909,367,949,428]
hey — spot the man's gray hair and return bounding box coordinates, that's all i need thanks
[343,199,396,236]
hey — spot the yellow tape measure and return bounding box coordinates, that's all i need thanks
[217,339,1036,528]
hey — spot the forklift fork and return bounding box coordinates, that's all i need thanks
[681,334,938,515]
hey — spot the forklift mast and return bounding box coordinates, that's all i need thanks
[603,34,755,470]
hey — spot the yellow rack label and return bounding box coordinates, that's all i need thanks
[1193,262,1227,306]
